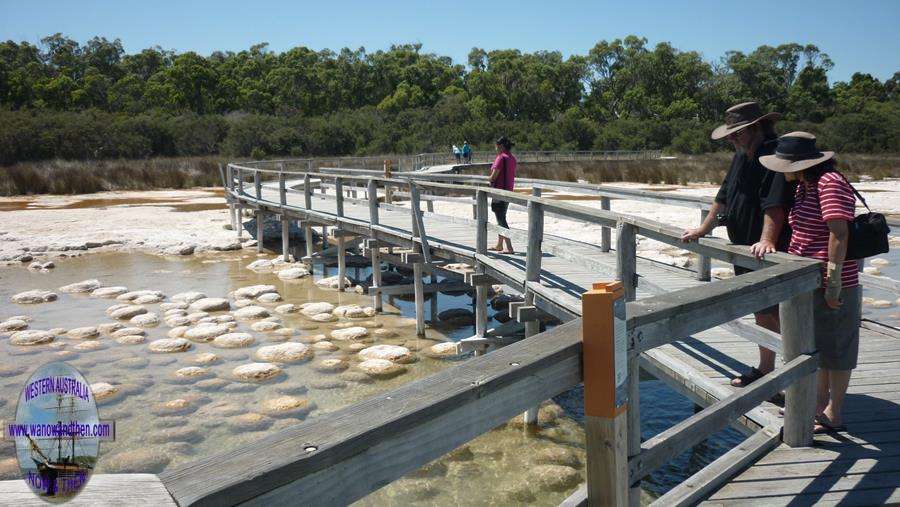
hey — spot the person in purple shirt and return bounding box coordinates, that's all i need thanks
[488,136,516,253]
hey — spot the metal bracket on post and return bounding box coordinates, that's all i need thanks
[583,281,629,506]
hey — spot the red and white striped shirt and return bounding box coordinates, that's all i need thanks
[788,171,858,288]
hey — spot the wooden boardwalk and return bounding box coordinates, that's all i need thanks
[245,179,900,505]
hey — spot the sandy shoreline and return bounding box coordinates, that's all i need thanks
[2,180,898,268]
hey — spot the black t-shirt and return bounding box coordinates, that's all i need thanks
[714,139,793,247]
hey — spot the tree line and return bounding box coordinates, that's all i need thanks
[0,34,897,165]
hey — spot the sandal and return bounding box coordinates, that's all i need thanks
[813,414,847,434]
[731,367,764,387]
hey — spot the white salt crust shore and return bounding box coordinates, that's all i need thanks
[1,180,898,268]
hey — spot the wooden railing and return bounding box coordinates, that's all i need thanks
[156,162,834,506]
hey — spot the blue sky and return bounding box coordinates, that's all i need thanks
[1,0,898,82]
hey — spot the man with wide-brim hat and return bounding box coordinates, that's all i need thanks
[682,101,793,390]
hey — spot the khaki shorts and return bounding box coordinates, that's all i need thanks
[813,285,861,370]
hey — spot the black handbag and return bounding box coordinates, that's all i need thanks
[837,174,891,260]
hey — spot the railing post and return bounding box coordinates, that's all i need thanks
[616,222,637,302]
[303,173,312,210]
[583,281,629,507]
[523,189,544,424]
[475,190,488,255]
[278,164,287,205]
[601,196,611,252]
[302,172,314,267]
[335,177,344,217]
[383,161,393,204]
[256,210,265,253]
[697,209,711,281]
[254,170,261,200]
[367,179,379,226]
[237,167,244,196]
[780,289,816,447]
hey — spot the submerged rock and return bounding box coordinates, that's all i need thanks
[59,279,102,293]
[251,321,281,333]
[309,312,337,322]
[528,464,582,492]
[184,323,231,342]
[98,322,125,335]
[116,335,146,345]
[11,290,58,304]
[312,341,339,352]
[160,302,189,311]
[257,292,283,304]
[130,312,160,327]
[277,267,310,280]
[259,396,314,418]
[424,342,460,359]
[315,275,354,290]
[232,362,283,382]
[90,382,122,403]
[234,284,278,299]
[190,352,220,365]
[10,330,54,346]
[189,297,231,312]
[133,294,165,305]
[174,367,211,381]
[148,338,192,353]
[226,412,273,432]
[117,290,165,302]
[234,305,270,320]
[330,326,369,341]
[301,302,335,316]
[255,343,313,363]
[534,447,582,468]
[111,327,145,338]
[312,358,349,373]
[91,286,129,298]
[356,358,406,378]
[0,319,28,333]
[212,333,256,349]
[110,305,148,320]
[358,344,415,364]
[274,303,300,314]
[102,448,171,474]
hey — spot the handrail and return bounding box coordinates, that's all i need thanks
[191,163,827,506]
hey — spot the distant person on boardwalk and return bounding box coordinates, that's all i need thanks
[452,144,461,163]
[462,141,472,164]
[681,102,792,390]
[760,132,860,433]
[489,136,516,253]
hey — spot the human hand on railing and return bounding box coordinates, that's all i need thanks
[680,227,705,243]
[749,239,776,260]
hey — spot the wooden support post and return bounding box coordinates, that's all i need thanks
[383,161,393,204]
[235,203,243,239]
[583,281,629,506]
[256,211,265,253]
[303,223,314,267]
[601,196,611,252]
[780,290,816,447]
[278,165,287,205]
[254,171,261,200]
[281,217,290,263]
[335,177,344,217]
[475,191,488,255]
[337,236,346,292]
[430,272,438,323]
[697,209,711,281]
[303,173,312,210]
[616,222,637,302]
[367,179,379,226]
[370,247,382,313]
[523,188,544,424]
[475,266,489,343]
[321,226,327,250]
[413,261,425,336]
[426,195,434,213]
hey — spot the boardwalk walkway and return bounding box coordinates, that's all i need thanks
[244,175,900,506]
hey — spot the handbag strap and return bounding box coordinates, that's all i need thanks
[834,171,871,211]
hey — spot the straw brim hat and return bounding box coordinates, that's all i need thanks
[759,151,834,173]
[710,111,781,140]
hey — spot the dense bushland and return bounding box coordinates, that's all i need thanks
[0,35,897,165]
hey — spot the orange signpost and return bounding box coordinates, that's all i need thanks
[583,281,629,506]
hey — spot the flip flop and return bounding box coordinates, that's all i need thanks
[731,367,764,387]
[814,414,847,434]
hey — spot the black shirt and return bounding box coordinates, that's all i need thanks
[714,139,793,247]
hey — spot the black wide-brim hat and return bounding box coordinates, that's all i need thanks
[711,101,782,140]
[759,131,835,173]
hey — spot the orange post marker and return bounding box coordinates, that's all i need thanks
[583,281,628,417]
[582,280,630,506]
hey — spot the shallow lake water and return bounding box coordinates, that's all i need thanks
[5,244,895,505]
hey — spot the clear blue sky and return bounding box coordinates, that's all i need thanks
[2,0,898,82]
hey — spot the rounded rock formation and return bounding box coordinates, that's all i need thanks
[330,326,369,341]
[59,279,102,294]
[312,358,349,373]
[0,319,28,333]
[10,330,54,346]
[111,327,145,338]
[133,294,165,305]
[234,305,271,321]
[259,396,314,418]
[116,335,146,345]
[301,302,335,316]
[257,293,283,304]
[11,290,58,304]
[232,362,283,382]
[184,323,231,342]
[91,286,129,298]
[172,291,207,304]
[234,285,278,299]
[191,352,220,365]
[98,322,125,335]
[358,344,415,363]
[274,303,300,314]
[277,267,310,280]
[212,333,256,349]
[255,343,313,363]
[356,358,406,378]
[148,338,192,353]
[110,306,148,320]
[189,297,231,312]
[425,342,460,359]
[527,464,582,492]
[251,321,281,333]
[130,312,160,327]
[174,367,211,380]
[312,341,338,352]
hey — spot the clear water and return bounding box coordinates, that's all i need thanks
[1,249,834,505]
